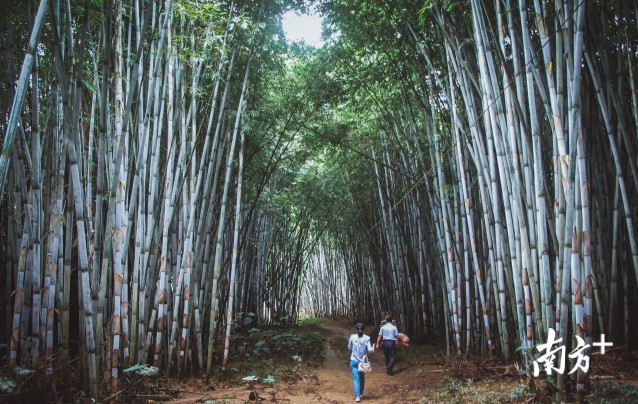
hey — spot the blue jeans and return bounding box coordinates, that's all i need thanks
[350,360,365,397]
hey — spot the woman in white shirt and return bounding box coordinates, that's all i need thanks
[348,323,375,402]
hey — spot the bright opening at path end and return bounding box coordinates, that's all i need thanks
[282,8,324,47]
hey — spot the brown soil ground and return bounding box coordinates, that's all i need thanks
[156,319,458,403]
[97,319,638,403]
[6,319,633,403]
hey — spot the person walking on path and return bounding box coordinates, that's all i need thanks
[376,315,399,375]
[348,322,374,402]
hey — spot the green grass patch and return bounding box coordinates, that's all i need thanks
[427,376,523,404]
[215,327,324,385]
[297,316,328,326]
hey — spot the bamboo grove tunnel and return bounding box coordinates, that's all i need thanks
[1,0,638,401]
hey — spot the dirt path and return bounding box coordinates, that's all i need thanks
[303,319,396,402]
[307,319,435,403]
[170,319,445,403]
[145,319,638,403]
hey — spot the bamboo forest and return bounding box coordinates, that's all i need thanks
[1,0,638,402]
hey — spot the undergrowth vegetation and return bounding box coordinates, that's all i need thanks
[297,317,329,327]
[425,376,527,403]
[588,380,638,403]
[215,323,324,384]
[422,375,638,404]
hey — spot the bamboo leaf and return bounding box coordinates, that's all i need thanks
[123,364,159,377]
[0,377,15,393]
[13,367,34,376]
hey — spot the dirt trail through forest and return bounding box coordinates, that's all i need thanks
[306,319,436,403]
[169,319,446,403]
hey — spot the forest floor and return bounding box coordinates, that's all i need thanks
[6,319,637,402]
[100,318,638,403]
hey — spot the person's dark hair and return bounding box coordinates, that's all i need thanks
[355,322,364,331]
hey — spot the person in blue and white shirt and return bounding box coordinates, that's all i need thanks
[348,322,374,402]
[375,314,399,375]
